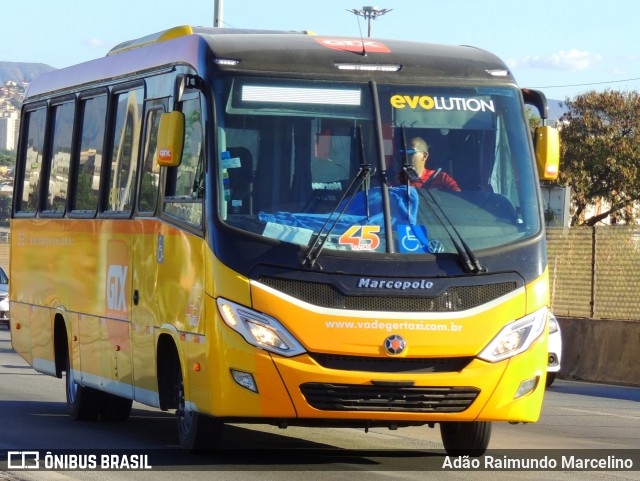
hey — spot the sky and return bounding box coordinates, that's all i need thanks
[2,0,639,101]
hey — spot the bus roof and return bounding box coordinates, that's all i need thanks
[26,25,515,99]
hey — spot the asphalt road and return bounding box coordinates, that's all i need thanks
[0,327,639,480]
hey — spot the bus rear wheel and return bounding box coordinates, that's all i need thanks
[174,362,223,452]
[439,421,492,456]
[100,392,133,421]
[65,352,102,421]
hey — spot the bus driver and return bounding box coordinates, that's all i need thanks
[400,137,460,191]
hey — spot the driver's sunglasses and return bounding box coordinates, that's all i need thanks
[400,149,423,155]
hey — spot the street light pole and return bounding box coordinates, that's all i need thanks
[214,0,224,27]
[347,6,392,37]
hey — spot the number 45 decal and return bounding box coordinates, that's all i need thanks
[339,226,381,250]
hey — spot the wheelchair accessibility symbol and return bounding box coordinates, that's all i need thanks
[398,224,430,253]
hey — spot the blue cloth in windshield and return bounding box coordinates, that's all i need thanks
[259,186,418,231]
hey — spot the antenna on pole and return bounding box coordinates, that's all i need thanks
[347,6,392,37]
[214,0,224,27]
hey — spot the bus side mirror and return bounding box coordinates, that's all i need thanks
[535,125,560,181]
[156,111,185,167]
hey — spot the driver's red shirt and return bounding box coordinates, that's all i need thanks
[411,168,461,191]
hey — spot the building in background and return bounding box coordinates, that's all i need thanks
[0,80,24,151]
[0,111,19,151]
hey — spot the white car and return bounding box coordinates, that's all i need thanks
[0,297,8,329]
[546,312,562,387]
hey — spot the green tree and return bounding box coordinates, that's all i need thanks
[0,195,10,227]
[0,149,15,167]
[559,90,640,226]
[525,106,542,134]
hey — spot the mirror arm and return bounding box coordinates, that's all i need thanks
[522,88,549,124]
[173,74,204,110]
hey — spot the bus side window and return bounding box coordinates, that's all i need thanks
[105,87,143,215]
[44,100,75,214]
[17,107,47,214]
[138,104,165,214]
[163,95,204,228]
[72,95,107,215]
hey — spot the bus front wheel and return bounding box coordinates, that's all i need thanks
[545,373,556,388]
[439,421,492,456]
[174,362,223,452]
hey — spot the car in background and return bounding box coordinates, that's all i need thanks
[0,267,8,329]
[546,312,562,387]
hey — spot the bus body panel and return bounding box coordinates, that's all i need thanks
[9,301,33,363]
[266,343,546,423]
[250,281,528,357]
[196,270,548,422]
[477,332,547,422]
[10,217,208,403]
[203,299,299,417]
[25,35,205,100]
[28,304,56,376]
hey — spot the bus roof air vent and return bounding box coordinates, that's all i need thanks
[107,25,195,56]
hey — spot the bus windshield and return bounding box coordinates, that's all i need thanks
[216,77,541,255]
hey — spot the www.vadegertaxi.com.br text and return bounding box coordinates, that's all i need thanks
[325,320,463,332]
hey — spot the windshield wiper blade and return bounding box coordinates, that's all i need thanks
[300,163,376,269]
[301,126,375,269]
[358,125,372,219]
[418,188,486,274]
[399,126,421,184]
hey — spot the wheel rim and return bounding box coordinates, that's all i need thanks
[66,365,77,404]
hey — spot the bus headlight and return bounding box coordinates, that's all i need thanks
[217,298,306,357]
[478,307,547,363]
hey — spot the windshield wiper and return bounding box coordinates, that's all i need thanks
[301,126,376,269]
[300,164,375,268]
[400,126,421,184]
[397,127,422,227]
[397,127,482,272]
[418,188,486,274]
[357,124,373,219]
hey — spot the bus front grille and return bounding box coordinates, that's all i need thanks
[300,383,480,413]
[258,276,516,312]
[308,353,473,373]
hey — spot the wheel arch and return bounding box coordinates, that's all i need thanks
[156,328,183,411]
[53,311,71,379]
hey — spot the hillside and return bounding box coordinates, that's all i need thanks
[0,61,56,83]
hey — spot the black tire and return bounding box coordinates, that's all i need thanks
[174,362,223,452]
[65,352,102,421]
[545,372,556,388]
[100,392,133,421]
[439,421,492,456]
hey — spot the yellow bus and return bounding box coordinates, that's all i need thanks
[10,26,559,455]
